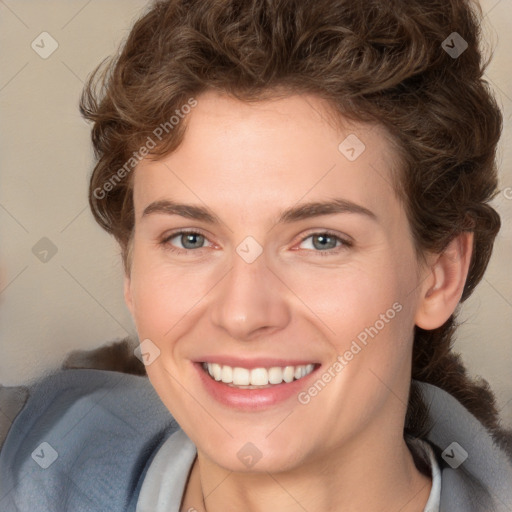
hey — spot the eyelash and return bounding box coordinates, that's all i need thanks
[159,229,353,257]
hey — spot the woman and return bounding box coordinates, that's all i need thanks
[1,0,511,510]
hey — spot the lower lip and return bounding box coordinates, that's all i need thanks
[194,363,319,411]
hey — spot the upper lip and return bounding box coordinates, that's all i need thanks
[195,356,319,369]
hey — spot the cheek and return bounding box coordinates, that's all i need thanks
[288,258,404,332]
[312,255,416,372]
[128,255,205,413]
[129,250,207,336]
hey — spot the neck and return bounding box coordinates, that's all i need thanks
[181,422,432,512]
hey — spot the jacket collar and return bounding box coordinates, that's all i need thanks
[418,381,512,511]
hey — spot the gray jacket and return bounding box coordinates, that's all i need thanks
[0,369,511,511]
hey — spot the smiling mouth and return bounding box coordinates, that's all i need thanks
[201,362,317,388]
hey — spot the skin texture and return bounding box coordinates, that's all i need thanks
[124,90,473,512]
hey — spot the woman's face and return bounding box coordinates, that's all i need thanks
[125,91,427,472]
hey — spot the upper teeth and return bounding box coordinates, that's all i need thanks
[203,363,315,386]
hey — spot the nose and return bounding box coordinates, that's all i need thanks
[209,246,291,341]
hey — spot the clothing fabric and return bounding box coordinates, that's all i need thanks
[136,430,442,512]
[407,437,442,512]
[0,368,511,511]
[136,429,196,512]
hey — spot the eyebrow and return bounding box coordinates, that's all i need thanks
[142,198,378,224]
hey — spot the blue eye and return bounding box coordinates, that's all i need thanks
[161,230,210,252]
[295,231,352,257]
[159,230,352,256]
[299,233,345,253]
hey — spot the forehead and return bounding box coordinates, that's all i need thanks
[132,91,404,226]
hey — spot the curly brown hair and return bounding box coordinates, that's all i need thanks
[79,0,511,452]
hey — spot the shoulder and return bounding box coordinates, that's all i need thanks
[416,381,512,511]
[0,369,178,512]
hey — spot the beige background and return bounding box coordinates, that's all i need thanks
[0,1,511,425]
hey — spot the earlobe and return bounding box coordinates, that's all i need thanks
[415,232,474,330]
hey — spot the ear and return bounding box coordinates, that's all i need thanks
[124,273,134,316]
[414,232,474,330]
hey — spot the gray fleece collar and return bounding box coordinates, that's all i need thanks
[419,381,512,511]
